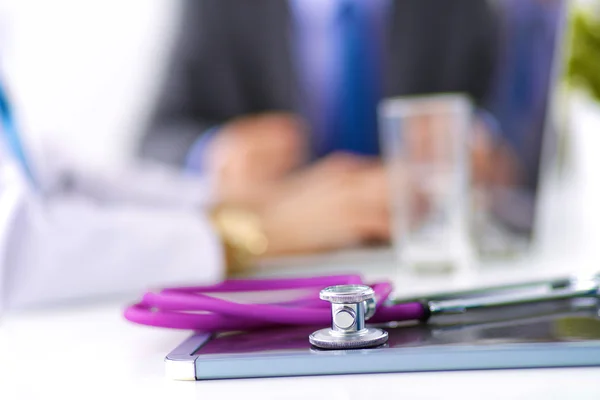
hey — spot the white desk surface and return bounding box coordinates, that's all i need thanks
[1,216,599,400]
[1,98,600,399]
[2,259,600,400]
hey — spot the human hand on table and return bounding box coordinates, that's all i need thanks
[201,113,392,257]
[201,110,521,259]
[204,112,307,206]
[471,117,522,188]
[401,112,521,188]
[256,153,392,256]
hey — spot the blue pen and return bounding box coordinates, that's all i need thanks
[0,79,36,183]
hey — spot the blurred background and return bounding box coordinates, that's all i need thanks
[0,0,599,269]
[0,0,575,169]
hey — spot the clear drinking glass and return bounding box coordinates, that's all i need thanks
[379,94,475,273]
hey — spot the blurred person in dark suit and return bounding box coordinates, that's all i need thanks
[139,0,507,254]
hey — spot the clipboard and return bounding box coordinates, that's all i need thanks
[165,303,600,380]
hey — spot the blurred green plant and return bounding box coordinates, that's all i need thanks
[566,6,600,102]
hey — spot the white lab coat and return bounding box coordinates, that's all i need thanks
[0,134,225,312]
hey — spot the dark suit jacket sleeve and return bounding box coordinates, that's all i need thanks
[469,0,501,108]
[138,0,246,167]
[388,0,499,107]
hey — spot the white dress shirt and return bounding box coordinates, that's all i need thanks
[0,127,225,313]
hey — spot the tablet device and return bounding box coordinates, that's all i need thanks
[165,306,600,380]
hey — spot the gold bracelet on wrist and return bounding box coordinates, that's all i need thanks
[209,206,269,276]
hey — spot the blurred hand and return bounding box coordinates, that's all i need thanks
[403,112,521,188]
[204,113,307,205]
[471,117,522,188]
[257,153,391,256]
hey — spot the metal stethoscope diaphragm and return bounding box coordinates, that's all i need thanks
[309,285,389,349]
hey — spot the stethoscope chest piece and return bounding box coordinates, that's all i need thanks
[309,285,388,350]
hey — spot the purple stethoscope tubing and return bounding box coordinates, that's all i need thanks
[123,275,427,331]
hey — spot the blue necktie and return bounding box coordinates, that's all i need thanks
[0,80,35,183]
[327,0,380,157]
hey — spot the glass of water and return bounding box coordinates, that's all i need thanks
[379,94,475,273]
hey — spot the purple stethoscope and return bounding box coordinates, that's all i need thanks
[124,273,600,349]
